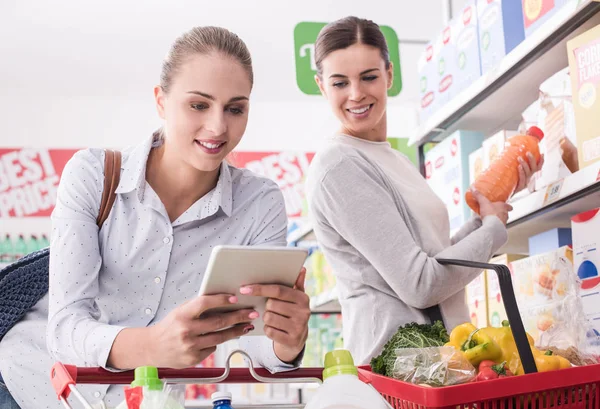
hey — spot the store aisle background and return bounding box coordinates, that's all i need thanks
[0,0,469,237]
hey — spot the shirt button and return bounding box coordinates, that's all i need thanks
[145,308,152,315]
[93,391,101,398]
[154,277,161,284]
[163,236,171,244]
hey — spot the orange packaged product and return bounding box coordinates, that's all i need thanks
[465,126,544,214]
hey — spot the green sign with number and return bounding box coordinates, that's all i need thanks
[293,22,402,97]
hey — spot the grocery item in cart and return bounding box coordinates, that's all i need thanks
[211,391,234,409]
[114,366,184,409]
[304,350,392,409]
[465,126,543,214]
[447,321,571,375]
[391,346,476,386]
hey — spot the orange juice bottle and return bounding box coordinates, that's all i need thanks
[465,126,544,214]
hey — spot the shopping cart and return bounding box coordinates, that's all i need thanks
[357,259,600,409]
[51,349,323,409]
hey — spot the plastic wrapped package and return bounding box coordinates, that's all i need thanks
[533,255,600,365]
[392,347,476,387]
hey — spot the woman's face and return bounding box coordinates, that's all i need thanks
[154,52,252,172]
[316,43,393,141]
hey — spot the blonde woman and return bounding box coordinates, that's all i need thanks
[0,26,309,409]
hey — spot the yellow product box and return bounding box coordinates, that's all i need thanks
[465,272,488,328]
[509,247,575,344]
[567,25,600,170]
[486,254,526,327]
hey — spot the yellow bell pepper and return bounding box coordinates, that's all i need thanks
[447,323,502,366]
[449,321,572,375]
[533,349,572,371]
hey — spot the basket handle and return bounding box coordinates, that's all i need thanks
[437,258,538,374]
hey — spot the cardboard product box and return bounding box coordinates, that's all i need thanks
[567,24,600,170]
[418,42,439,123]
[424,130,485,234]
[528,228,573,256]
[509,247,575,344]
[571,209,600,326]
[468,147,485,184]
[436,24,458,109]
[477,0,525,74]
[453,1,483,98]
[465,272,488,327]
[533,67,580,190]
[486,254,526,327]
[522,0,569,37]
[482,130,517,169]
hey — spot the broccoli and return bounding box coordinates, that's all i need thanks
[370,321,449,377]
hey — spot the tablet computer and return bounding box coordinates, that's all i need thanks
[198,245,309,336]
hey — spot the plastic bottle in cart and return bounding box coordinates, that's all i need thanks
[465,126,544,215]
[304,350,392,409]
[115,366,184,409]
[211,391,234,409]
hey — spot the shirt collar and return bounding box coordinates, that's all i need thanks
[115,134,234,218]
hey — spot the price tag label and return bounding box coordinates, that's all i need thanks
[543,178,564,206]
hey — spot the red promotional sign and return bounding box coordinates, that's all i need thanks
[229,151,315,218]
[0,148,78,218]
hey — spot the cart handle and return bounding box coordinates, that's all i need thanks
[51,349,322,395]
[437,258,538,374]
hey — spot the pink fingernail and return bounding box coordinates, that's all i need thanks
[243,325,255,334]
[249,311,259,319]
[240,287,252,295]
[229,296,238,304]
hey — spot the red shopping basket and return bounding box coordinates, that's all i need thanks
[355,258,600,409]
[358,364,600,409]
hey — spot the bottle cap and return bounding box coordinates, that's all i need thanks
[527,126,544,141]
[130,366,163,391]
[211,391,232,403]
[323,349,358,380]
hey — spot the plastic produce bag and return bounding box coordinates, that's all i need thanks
[392,346,476,387]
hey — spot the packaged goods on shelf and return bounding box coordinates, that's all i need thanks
[571,209,600,345]
[418,42,438,123]
[482,130,518,170]
[567,23,600,170]
[486,254,527,327]
[0,233,50,267]
[477,0,526,74]
[304,314,343,368]
[424,130,484,234]
[465,272,488,327]
[468,147,484,184]
[522,0,571,38]
[453,1,483,98]
[528,228,572,256]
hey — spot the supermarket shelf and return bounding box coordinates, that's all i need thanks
[310,289,341,314]
[409,0,600,147]
[499,161,600,254]
[287,224,315,245]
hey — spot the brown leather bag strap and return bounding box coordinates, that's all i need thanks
[96,149,122,228]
